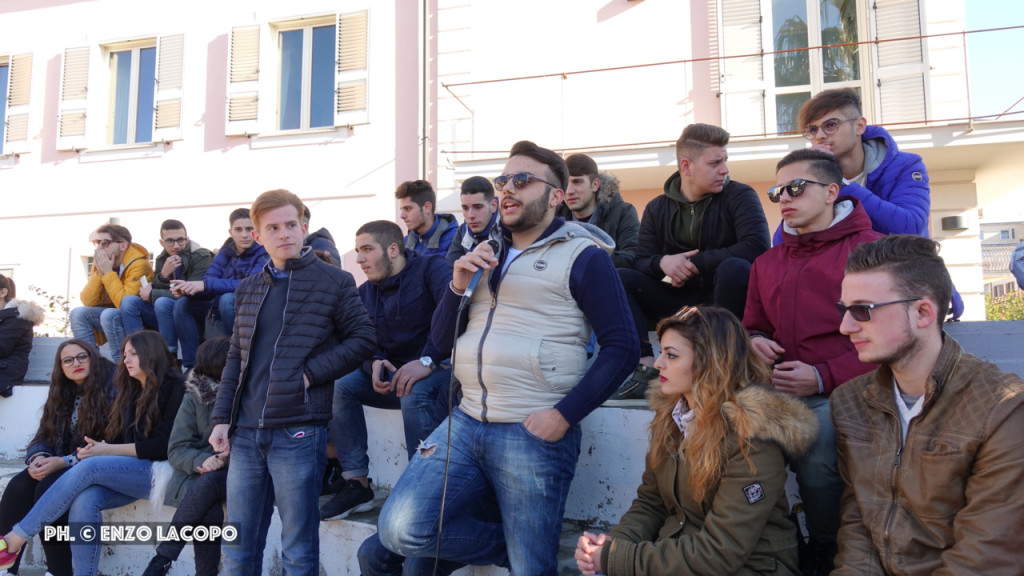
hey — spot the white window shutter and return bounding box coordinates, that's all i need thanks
[335,10,369,127]
[226,25,260,136]
[872,0,926,124]
[154,33,184,142]
[57,47,89,151]
[4,52,32,154]
[718,0,766,136]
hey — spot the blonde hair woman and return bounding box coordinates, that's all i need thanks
[576,306,817,576]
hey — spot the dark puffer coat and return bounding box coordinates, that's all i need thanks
[211,248,376,429]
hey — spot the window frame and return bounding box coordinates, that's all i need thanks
[274,15,336,132]
[104,39,157,146]
[760,0,872,134]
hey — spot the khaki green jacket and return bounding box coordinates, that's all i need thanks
[602,385,816,576]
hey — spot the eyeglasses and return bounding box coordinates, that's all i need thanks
[161,237,188,246]
[91,239,123,248]
[493,172,560,192]
[767,178,829,203]
[836,298,922,322]
[802,117,858,140]
[60,352,91,366]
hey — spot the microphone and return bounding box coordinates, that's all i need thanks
[462,239,501,302]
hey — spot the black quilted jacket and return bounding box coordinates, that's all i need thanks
[211,248,376,430]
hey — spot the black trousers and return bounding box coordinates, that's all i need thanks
[618,257,753,357]
[0,466,73,576]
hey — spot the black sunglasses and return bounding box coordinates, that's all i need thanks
[493,172,560,192]
[802,117,858,139]
[767,178,829,203]
[836,298,921,322]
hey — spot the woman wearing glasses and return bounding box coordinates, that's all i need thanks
[0,331,184,575]
[0,274,46,398]
[575,306,817,576]
[0,339,115,575]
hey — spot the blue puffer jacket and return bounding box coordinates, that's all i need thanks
[198,238,270,297]
[359,250,452,373]
[773,125,930,244]
[211,248,376,429]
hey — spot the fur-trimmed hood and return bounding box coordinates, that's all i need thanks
[595,171,624,205]
[3,299,46,326]
[722,384,818,459]
[185,370,220,405]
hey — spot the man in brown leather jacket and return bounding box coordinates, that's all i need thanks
[831,235,1024,575]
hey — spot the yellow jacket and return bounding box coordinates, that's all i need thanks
[80,242,153,309]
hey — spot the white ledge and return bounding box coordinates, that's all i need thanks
[78,142,167,163]
[248,126,352,149]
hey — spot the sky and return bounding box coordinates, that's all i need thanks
[965,1,1024,120]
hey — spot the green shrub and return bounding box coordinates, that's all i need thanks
[985,291,1024,321]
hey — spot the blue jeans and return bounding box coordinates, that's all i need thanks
[120,296,179,351]
[222,425,326,576]
[173,293,235,367]
[792,394,842,544]
[358,532,463,576]
[377,408,582,575]
[11,455,154,576]
[330,367,448,476]
[70,306,126,363]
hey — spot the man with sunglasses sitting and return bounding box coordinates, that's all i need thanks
[70,223,154,363]
[372,141,638,575]
[793,88,964,320]
[831,235,1024,575]
[743,148,883,576]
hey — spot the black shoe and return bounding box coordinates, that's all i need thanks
[319,478,375,520]
[141,554,172,576]
[610,364,659,401]
[321,458,344,495]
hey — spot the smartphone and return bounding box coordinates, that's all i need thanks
[378,362,390,382]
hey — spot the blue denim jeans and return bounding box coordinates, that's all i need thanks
[172,294,235,367]
[11,455,154,576]
[119,296,179,352]
[222,425,326,576]
[358,532,463,576]
[70,306,126,363]
[330,366,448,476]
[377,408,582,575]
[792,394,842,544]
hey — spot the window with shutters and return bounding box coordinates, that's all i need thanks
[57,35,183,152]
[226,10,369,138]
[1,53,33,156]
[719,0,892,136]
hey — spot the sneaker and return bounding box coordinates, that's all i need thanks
[141,554,172,576]
[0,538,19,571]
[319,478,374,521]
[610,364,659,401]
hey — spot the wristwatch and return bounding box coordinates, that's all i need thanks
[419,356,435,370]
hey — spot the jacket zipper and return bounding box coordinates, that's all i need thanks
[258,270,292,428]
[475,272,502,423]
[879,405,903,574]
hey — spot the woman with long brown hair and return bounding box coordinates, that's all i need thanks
[0,339,115,575]
[576,306,817,576]
[0,331,184,575]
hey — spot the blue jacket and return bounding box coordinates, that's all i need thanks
[406,213,459,258]
[198,238,270,297]
[305,227,341,266]
[773,125,930,244]
[359,250,452,373]
[211,248,376,429]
